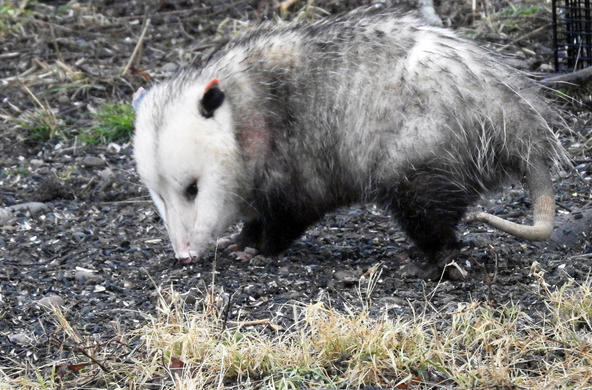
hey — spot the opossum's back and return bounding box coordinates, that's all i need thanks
[302,15,561,165]
[213,9,565,172]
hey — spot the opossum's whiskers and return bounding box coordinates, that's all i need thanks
[224,189,259,214]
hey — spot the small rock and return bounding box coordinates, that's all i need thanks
[8,332,33,346]
[72,231,86,242]
[399,260,441,281]
[278,266,290,276]
[244,284,264,298]
[74,267,103,284]
[57,94,70,105]
[0,208,14,225]
[538,63,554,72]
[333,269,358,285]
[98,167,114,182]
[161,62,178,73]
[550,209,592,250]
[376,296,405,309]
[81,156,106,168]
[35,295,65,308]
[576,162,590,174]
[36,175,69,202]
[8,202,48,216]
[107,143,121,153]
[249,255,267,266]
[514,50,526,59]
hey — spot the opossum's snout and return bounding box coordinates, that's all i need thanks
[163,178,236,264]
[173,243,200,264]
[133,76,243,264]
[165,188,204,263]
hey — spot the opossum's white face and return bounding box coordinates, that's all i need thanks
[133,78,242,261]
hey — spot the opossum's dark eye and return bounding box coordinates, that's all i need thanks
[199,86,225,119]
[185,181,198,200]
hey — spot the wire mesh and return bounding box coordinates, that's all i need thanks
[553,0,592,71]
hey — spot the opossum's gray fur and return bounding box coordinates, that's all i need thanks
[137,6,567,259]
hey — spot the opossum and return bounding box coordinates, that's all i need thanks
[133,6,567,264]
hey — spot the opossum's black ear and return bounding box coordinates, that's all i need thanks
[200,78,225,119]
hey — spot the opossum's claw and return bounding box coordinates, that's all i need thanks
[178,254,198,265]
[233,247,258,262]
[216,234,259,261]
[216,233,240,249]
[403,247,466,281]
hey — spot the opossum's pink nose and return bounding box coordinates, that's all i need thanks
[178,254,196,264]
[177,250,198,264]
[174,242,198,263]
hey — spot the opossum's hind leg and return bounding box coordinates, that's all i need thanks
[388,170,477,274]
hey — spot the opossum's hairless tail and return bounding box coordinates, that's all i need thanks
[466,157,555,241]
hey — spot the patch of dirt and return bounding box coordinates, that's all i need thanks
[0,0,591,380]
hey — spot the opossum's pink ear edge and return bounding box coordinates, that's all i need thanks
[203,78,220,93]
[200,79,225,119]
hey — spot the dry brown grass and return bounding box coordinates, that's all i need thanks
[3,263,592,389]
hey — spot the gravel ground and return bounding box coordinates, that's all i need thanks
[0,0,591,378]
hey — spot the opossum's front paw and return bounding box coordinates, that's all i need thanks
[400,258,443,281]
[216,233,241,249]
[404,246,467,281]
[232,246,259,262]
[216,233,260,261]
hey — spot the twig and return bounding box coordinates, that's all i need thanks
[29,18,109,39]
[56,60,79,79]
[18,0,29,13]
[121,18,151,76]
[567,253,592,260]
[0,65,37,84]
[228,319,281,331]
[49,23,64,63]
[210,0,248,18]
[98,199,152,205]
[4,98,22,114]
[32,57,50,70]
[113,6,211,21]
[221,281,246,333]
[0,112,14,121]
[51,338,111,373]
[19,81,46,111]
[496,23,550,52]
[0,52,20,59]
[540,66,592,87]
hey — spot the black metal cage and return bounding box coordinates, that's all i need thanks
[553,0,592,71]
